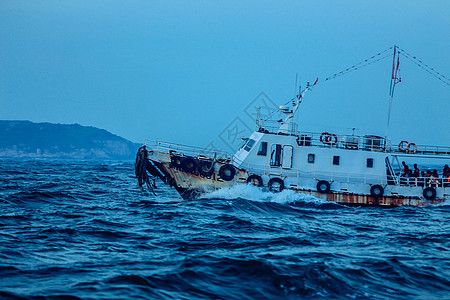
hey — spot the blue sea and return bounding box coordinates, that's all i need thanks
[0,159,449,299]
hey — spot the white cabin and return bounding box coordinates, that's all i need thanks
[231,117,449,201]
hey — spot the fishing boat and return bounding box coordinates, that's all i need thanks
[135,46,450,207]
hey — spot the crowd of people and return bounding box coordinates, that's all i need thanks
[400,162,450,187]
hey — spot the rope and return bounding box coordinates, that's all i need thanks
[398,47,450,86]
[135,146,157,195]
[320,47,393,84]
[258,45,448,121]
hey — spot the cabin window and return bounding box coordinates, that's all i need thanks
[270,144,282,166]
[257,142,267,156]
[243,139,256,152]
[307,153,315,163]
[367,158,374,168]
[333,156,340,165]
[239,138,248,149]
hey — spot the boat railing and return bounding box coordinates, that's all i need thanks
[294,131,391,152]
[255,121,450,156]
[145,140,231,160]
[390,175,449,188]
[412,145,450,156]
[256,119,298,135]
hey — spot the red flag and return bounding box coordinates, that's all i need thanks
[394,56,400,86]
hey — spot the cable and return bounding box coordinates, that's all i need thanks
[398,48,450,86]
[319,47,393,84]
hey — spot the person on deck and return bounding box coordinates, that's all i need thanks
[413,164,420,177]
[401,161,409,177]
[430,170,439,187]
[399,162,409,185]
[445,166,450,187]
[412,164,420,186]
[425,170,431,186]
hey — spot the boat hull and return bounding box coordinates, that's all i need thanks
[148,158,446,207]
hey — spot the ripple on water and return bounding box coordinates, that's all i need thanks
[0,159,448,299]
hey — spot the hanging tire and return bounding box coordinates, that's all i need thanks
[219,164,236,181]
[316,180,330,194]
[370,184,384,198]
[181,156,197,173]
[423,187,436,200]
[247,175,263,187]
[171,155,183,168]
[197,160,214,177]
[268,178,284,192]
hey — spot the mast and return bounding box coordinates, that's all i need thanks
[278,78,317,134]
[385,45,401,142]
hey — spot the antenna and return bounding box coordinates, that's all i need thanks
[298,78,301,97]
[278,79,317,134]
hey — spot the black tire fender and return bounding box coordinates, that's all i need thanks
[219,164,236,181]
[370,184,384,198]
[180,156,197,173]
[423,187,437,200]
[197,160,215,177]
[316,180,331,194]
[268,178,284,192]
[171,155,183,168]
[247,175,263,187]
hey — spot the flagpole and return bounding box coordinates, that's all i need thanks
[385,45,398,146]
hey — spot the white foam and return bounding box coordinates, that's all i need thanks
[435,198,450,206]
[200,184,326,205]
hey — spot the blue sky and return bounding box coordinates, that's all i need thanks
[1,1,449,151]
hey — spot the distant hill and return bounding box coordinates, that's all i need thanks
[0,121,141,160]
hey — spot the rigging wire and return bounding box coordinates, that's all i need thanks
[258,45,449,122]
[261,47,395,121]
[318,47,394,85]
[398,47,450,86]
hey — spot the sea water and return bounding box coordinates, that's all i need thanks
[0,160,449,299]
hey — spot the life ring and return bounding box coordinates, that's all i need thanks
[247,175,263,187]
[268,178,284,192]
[370,185,384,198]
[320,132,337,146]
[180,156,197,173]
[398,140,408,152]
[219,164,236,181]
[316,180,331,194]
[171,155,183,168]
[328,134,337,146]
[197,160,215,177]
[405,143,417,154]
[423,187,436,200]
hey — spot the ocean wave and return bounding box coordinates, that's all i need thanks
[1,160,449,299]
[200,184,328,205]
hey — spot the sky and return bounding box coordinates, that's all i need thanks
[1,0,449,153]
